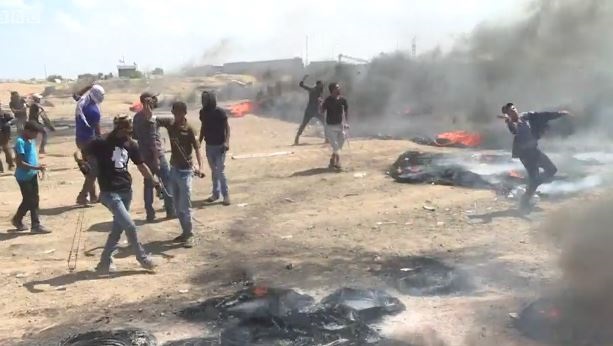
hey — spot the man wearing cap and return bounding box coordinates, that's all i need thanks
[74,115,158,274]
[74,84,104,205]
[133,92,175,222]
[28,94,55,154]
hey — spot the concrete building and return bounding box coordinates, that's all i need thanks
[117,63,137,78]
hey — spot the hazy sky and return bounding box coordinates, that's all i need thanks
[0,0,528,79]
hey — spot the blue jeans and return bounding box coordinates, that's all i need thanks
[206,144,229,199]
[99,190,147,264]
[144,154,174,218]
[170,167,193,236]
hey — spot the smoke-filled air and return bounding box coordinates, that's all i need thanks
[4,0,613,345]
[322,0,613,146]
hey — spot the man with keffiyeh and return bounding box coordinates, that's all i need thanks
[74,84,104,205]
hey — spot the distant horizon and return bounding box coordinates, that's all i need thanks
[0,0,527,79]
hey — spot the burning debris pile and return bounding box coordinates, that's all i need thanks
[514,295,613,345]
[513,196,613,344]
[389,150,609,200]
[388,151,521,192]
[411,131,483,149]
[180,286,406,345]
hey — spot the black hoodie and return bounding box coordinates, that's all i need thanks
[199,92,228,146]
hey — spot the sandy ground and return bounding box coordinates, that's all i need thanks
[0,85,598,345]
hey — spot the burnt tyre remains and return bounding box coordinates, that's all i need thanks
[179,286,406,345]
[180,286,315,322]
[60,328,157,346]
[320,287,406,323]
[375,256,472,296]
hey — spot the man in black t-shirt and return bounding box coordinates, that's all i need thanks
[199,91,231,206]
[74,115,160,274]
[28,95,55,154]
[321,83,349,170]
[294,76,324,145]
[9,91,27,133]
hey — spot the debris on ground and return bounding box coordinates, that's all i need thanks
[411,130,483,148]
[422,204,436,212]
[60,328,157,346]
[374,256,472,296]
[320,287,406,323]
[179,286,405,345]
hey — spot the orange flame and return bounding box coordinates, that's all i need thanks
[227,101,254,118]
[435,131,482,148]
[252,286,269,297]
[508,170,523,179]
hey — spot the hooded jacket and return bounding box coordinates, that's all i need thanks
[199,92,228,146]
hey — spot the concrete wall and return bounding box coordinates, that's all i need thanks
[222,58,304,78]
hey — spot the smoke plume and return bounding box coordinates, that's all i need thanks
[325,0,613,146]
[543,196,613,305]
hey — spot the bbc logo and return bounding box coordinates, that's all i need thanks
[0,9,41,25]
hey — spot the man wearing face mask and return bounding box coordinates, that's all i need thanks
[74,115,159,274]
[198,91,230,206]
[74,84,104,205]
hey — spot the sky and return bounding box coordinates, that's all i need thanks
[0,0,529,79]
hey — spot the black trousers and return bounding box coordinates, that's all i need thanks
[15,176,40,226]
[296,108,324,138]
[518,148,557,203]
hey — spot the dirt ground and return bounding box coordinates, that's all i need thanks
[0,85,598,345]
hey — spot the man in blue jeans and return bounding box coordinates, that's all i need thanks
[159,101,204,248]
[199,91,230,206]
[132,92,175,222]
[75,115,159,274]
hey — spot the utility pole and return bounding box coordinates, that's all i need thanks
[305,35,309,66]
[43,64,47,79]
[412,36,417,58]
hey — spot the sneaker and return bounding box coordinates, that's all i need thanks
[8,165,15,171]
[138,256,157,271]
[165,212,177,220]
[173,234,189,243]
[95,261,117,275]
[146,214,156,223]
[31,225,51,234]
[205,196,219,203]
[183,235,195,248]
[76,195,89,206]
[222,197,231,206]
[11,218,28,232]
